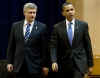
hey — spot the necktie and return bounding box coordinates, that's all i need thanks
[67,22,73,46]
[24,24,31,41]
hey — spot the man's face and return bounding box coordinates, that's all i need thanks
[62,4,75,20]
[24,8,37,22]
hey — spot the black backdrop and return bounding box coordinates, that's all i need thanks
[0,0,65,59]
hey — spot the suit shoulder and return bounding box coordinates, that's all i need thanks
[37,21,47,28]
[37,21,46,25]
[77,19,88,25]
[12,20,23,28]
[13,20,23,25]
[76,19,89,30]
[10,20,23,32]
[54,20,65,28]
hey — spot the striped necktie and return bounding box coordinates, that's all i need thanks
[24,24,31,41]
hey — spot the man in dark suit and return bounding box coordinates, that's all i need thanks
[50,2,93,78]
[7,3,49,78]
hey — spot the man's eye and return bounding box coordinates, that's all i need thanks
[71,9,73,11]
[28,12,32,14]
[32,12,36,14]
[66,10,69,12]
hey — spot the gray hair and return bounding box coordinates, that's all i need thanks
[23,3,37,12]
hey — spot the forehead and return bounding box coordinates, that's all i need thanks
[63,4,74,10]
[25,8,37,12]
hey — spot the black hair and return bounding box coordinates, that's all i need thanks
[62,2,73,11]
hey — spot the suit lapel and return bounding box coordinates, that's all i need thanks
[27,20,38,41]
[19,20,25,41]
[72,19,79,46]
[61,20,71,47]
[62,19,79,47]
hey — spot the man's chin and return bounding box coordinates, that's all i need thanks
[29,19,34,22]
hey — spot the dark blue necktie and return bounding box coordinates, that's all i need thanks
[67,22,73,46]
[24,24,31,41]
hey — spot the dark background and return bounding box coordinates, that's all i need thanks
[0,0,65,59]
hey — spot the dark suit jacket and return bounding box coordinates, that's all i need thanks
[50,19,93,74]
[7,20,48,74]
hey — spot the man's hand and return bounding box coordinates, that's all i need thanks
[42,67,49,77]
[52,62,58,72]
[7,64,13,72]
[88,67,93,74]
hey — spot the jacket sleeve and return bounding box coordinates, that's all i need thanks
[41,24,50,67]
[7,23,16,64]
[49,25,58,63]
[83,23,94,67]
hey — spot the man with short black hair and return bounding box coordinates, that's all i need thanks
[50,2,93,78]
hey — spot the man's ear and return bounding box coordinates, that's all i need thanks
[23,10,26,16]
[62,11,65,17]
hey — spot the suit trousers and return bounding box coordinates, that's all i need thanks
[48,62,85,78]
[12,61,41,78]
[49,69,84,78]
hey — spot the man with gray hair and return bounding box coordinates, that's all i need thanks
[7,2,49,78]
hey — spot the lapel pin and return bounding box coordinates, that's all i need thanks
[36,26,37,30]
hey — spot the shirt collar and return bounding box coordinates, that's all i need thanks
[66,18,75,25]
[24,20,35,26]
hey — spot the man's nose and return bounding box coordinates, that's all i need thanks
[69,10,72,13]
